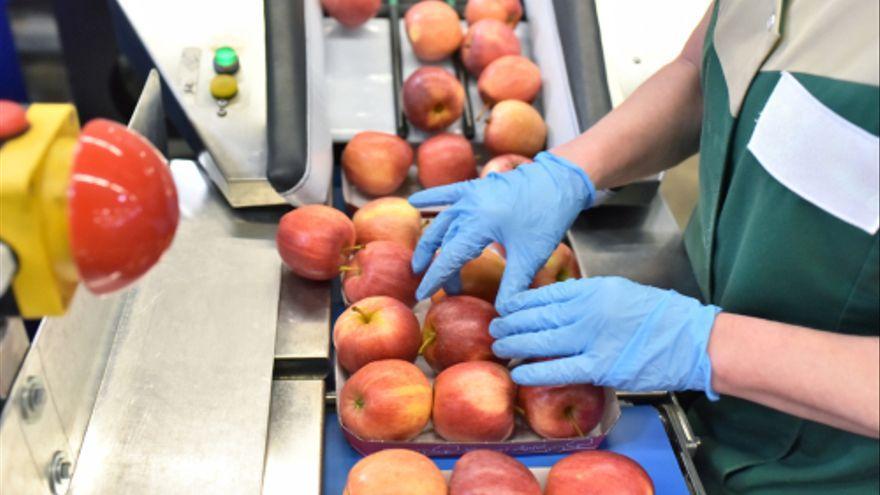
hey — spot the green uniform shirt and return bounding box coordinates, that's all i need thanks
[683,1,880,493]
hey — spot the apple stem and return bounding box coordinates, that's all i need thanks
[343,244,365,253]
[566,408,585,437]
[515,406,526,417]
[418,331,436,355]
[338,265,360,275]
[351,306,372,323]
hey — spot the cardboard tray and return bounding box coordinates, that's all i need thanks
[334,300,621,457]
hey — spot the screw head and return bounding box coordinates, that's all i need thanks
[20,375,46,421]
[48,451,72,495]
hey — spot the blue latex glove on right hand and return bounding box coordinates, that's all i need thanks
[409,152,595,304]
[491,277,722,399]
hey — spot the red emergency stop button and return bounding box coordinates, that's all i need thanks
[68,119,179,294]
[0,100,29,141]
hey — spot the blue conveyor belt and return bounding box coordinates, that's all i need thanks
[323,405,690,494]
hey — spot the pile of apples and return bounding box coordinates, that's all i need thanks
[344,448,655,494]
[333,0,548,197]
[276,195,596,445]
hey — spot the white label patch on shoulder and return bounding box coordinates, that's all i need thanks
[747,72,880,234]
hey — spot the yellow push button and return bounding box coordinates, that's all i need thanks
[210,75,238,100]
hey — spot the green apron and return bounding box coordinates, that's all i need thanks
[683,1,880,493]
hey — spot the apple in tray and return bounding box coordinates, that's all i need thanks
[479,153,532,178]
[485,100,547,157]
[276,204,355,281]
[461,19,521,76]
[546,451,655,495]
[432,361,516,442]
[517,382,606,439]
[339,359,433,441]
[352,197,422,251]
[404,0,463,62]
[333,296,422,374]
[342,241,421,307]
[343,131,414,196]
[449,449,541,495]
[344,449,447,495]
[431,243,506,303]
[464,0,523,27]
[403,67,465,132]
[321,0,381,28]
[420,295,505,372]
[417,133,478,189]
[478,55,542,105]
[532,243,582,287]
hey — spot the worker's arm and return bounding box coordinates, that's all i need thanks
[710,313,880,438]
[551,3,713,189]
[491,277,880,439]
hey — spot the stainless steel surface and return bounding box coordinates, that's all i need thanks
[274,268,332,376]
[568,193,701,298]
[69,160,281,494]
[262,379,325,495]
[0,241,16,298]
[127,69,168,155]
[661,397,707,495]
[114,0,332,207]
[0,318,28,400]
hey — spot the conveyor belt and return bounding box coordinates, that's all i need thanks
[322,406,690,494]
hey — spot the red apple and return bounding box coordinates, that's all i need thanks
[484,100,546,157]
[432,361,516,442]
[343,131,414,196]
[450,450,540,495]
[478,55,542,105]
[421,295,503,372]
[405,0,463,62]
[277,205,355,281]
[546,451,655,495]
[340,359,433,441]
[531,243,581,288]
[342,241,421,306]
[417,133,478,188]
[464,0,523,27]
[333,296,421,374]
[353,197,422,250]
[404,67,465,131]
[450,450,541,495]
[321,0,381,28]
[479,153,532,178]
[430,243,507,303]
[517,383,605,438]
[461,19,521,76]
[344,449,447,495]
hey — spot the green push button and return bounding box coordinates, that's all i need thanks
[213,46,240,74]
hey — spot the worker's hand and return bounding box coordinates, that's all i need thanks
[491,277,722,399]
[409,152,595,305]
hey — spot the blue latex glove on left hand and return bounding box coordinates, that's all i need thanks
[409,152,595,304]
[491,277,722,399]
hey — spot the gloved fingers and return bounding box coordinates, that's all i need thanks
[497,278,584,315]
[495,247,548,312]
[510,356,595,386]
[408,182,467,208]
[489,304,576,339]
[415,225,491,301]
[440,223,464,295]
[492,325,584,359]
[411,209,458,274]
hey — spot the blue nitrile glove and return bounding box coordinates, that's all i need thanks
[409,152,595,304]
[490,277,722,400]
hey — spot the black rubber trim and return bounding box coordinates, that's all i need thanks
[552,0,612,130]
[265,0,310,193]
[388,1,409,138]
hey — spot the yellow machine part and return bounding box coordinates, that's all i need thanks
[0,104,80,317]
